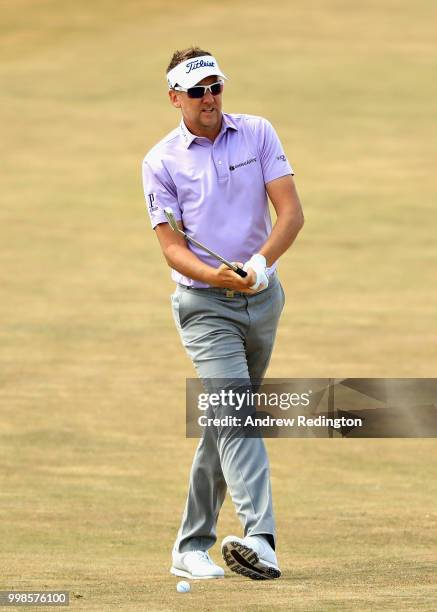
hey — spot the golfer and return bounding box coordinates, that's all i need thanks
[142,47,304,580]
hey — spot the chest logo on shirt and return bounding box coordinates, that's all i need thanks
[146,192,158,213]
[229,157,257,172]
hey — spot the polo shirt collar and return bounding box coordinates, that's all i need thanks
[179,113,238,149]
[221,113,238,132]
[179,120,197,148]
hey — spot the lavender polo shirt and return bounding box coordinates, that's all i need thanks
[142,113,293,287]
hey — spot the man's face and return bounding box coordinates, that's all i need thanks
[169,75,223,138]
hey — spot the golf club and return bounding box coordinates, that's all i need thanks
[164,208,247,278]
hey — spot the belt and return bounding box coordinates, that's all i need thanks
[177,271,278,298]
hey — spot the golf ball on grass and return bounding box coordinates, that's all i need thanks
[176,580,191,593]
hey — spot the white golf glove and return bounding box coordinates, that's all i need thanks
[243,253,269,291]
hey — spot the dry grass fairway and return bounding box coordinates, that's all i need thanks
[1,0,437,610]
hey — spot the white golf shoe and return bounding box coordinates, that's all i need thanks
[171,549,225,580]
[221,534,281,580]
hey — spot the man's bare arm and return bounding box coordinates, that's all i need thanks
[155,222,256,291]
[259,175,304,267]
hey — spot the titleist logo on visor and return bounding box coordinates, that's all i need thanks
[229,157,257,171]
[185,59,216,73]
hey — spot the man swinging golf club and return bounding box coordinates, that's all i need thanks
[142,47,304,580]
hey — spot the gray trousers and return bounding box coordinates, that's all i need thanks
[171,272,285,553]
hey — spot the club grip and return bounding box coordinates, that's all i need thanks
[235,267,248,278]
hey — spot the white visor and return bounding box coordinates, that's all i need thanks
[167,55,227,89]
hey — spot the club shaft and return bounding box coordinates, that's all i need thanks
[182,232,239,272]
[164,209,247,277]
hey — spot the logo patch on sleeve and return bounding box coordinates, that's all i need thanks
[146,192,159,213]
[276,154,287,162]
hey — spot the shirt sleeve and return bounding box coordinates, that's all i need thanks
[141,158,181,229]
[257,118,294,184]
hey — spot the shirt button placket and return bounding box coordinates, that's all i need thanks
[214,143,228,182]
